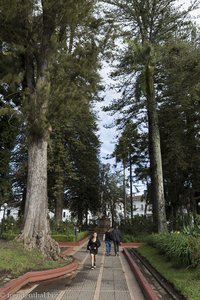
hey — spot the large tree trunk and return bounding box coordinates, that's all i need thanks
[17,2,61,258]
[123,163,127,220]
[129,151,133,220]
[146,63,167,233]
[55,178,64,222]
[78,202,83,225]
[18,137,60,259]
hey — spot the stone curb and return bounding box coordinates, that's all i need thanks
[123,248,160,300]
[0,260,78,300]
[121,242,145,247]
[0,238,90,300]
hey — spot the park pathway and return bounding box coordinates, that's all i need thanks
[9,242,145,300]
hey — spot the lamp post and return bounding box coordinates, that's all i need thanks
[129,151,133,220]
[0,203,8,239]
[197,202,200,214]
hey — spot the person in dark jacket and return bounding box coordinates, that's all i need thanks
[103,227,112,256]
[87,232,101,269]
[111,226,121,256]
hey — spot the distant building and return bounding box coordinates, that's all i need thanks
[0,205,19,222]
[127,195,153,218]
[107,194,153,224]
[0,205,93,224]
[49,209,93,223]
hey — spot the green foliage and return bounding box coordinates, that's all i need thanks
[0,0,103,236]
[77,231,88,241]
[0,105,19,204]
[49,219,88,241]
[49,102,101,223]
[159,39,200,229]
[2,218,88,242]
[0,241,71,280]
[1,217,23,241]
[146,233,200,268]
[1,232,17,240]
[52,234,74,242]
[137,244,200,300]
[49,219,74,234]
[1,216,22,233]
[182,225,200,237]
[120,216,154,236]
[122,234,147,243]
[99,163,124,223]
[52,231,88,242]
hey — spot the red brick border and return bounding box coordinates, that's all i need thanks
[123,248,159,300]
[0,237,90,300]
[0,260,78,300]
[121,242,145,247]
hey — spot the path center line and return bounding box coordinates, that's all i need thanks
[93,247,105,300]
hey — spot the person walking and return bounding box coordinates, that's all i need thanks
[111,226,121,256]
[87,232,101,269]
[103,227,112,256]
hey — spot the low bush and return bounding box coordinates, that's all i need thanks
[2,232,17,240]
[52,234,74,242]
[3,231,88,242]
[2,218,88,242]
[137,244,200,300]
[120,216,154,236]
[146,232,200,267]
[122,234,147,243]
[1,216,22,234]
[49,219,74,234]
[52,231,88,242]
[0,241,71,281]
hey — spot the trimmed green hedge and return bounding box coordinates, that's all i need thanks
[52,231,88,242]
[122,234,147,243]
[146,233,200,267]
[1,232,17,240]
[2,231,88,242]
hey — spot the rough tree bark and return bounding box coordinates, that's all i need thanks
[19,137,60,259]
[146,63,167,232]
[55,179,64,222]
[18,2,60,259]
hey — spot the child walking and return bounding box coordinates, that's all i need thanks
[87,232,101,269]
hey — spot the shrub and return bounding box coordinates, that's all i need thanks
[49,219,74,234]
[52,231,88,242]
[1,216,22,234]
[2,232,17,240]
[146,233,200,267]
[122,234,148,242]
[120,216,154,236]
[182,225,200,237]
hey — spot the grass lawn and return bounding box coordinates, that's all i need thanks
[0,240,72,287]
[137,245,200,300]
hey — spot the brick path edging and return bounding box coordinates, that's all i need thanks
[0,260,78,300]
[121,242,145,247]
[0,237,89,300]
[123,248,160,300]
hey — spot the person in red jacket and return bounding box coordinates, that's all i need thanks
[87,232,101,269]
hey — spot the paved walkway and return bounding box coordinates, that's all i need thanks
[9,242,145,300]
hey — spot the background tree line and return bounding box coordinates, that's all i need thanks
[0,0,200,257]
[103,0,200,231]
